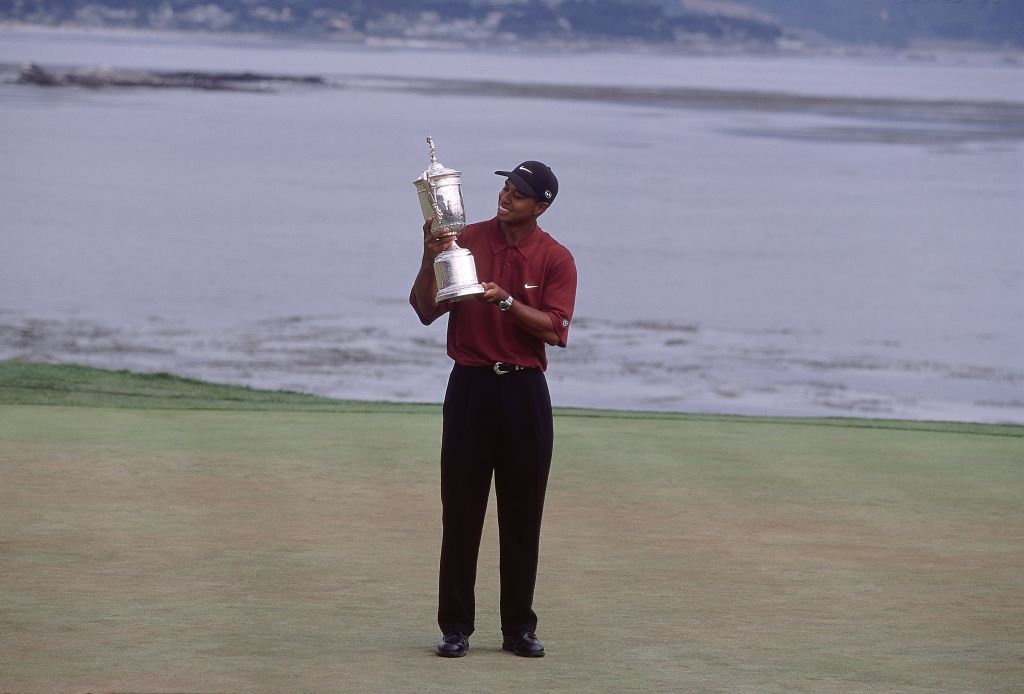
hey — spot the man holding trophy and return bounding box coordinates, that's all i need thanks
[410,139,577,658]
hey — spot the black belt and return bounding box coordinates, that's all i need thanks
[492,361,536,376]
[455,362,539,376]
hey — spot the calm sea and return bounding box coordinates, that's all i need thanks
[2,27,1022,423]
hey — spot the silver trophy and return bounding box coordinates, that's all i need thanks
[414,135,484,303]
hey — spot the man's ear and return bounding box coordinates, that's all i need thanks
[534,201,550,217]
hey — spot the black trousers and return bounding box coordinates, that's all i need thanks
[437,363,553,637]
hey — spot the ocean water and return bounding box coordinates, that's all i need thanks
[1,27,1022,423]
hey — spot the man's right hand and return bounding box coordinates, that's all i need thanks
[421,217,456,269]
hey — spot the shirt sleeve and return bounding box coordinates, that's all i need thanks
[409,286,450,325]
[542,249,577,348]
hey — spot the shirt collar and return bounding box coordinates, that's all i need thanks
[487,217,543,259]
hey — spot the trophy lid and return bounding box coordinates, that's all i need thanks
[423,134,458,178]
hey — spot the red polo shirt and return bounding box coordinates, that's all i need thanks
[411,217,577,371]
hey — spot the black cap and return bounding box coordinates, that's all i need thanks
[495,161,558,204]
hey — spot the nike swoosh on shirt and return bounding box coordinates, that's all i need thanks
[524,283,539,289]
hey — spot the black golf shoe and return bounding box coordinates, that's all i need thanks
[436,632,469,657]
[502,631,545,657]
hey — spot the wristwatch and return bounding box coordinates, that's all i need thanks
[497,295,514,312]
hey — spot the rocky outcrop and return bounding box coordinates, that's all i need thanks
[17,63,326,91]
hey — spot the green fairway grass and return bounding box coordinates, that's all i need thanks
[1,361,1022,693]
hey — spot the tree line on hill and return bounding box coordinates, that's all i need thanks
[2,0,1021,49]
[0,0,784,47]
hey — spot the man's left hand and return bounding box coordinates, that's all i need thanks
[481,282,509,304]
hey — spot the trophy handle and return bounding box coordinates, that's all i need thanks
[424,174,459,239]
[424,134,444,222]
[423,172,443,222]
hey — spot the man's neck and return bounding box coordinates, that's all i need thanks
[499,219,538,246]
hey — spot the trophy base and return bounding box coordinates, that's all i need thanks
[435,282,485,304]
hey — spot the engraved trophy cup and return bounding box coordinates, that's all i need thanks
[413,135,485,303]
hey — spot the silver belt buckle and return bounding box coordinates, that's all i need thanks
[493,362,508,376]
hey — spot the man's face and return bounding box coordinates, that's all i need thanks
[497,180,547,225]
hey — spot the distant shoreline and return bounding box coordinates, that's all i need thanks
[3,20,1022,62]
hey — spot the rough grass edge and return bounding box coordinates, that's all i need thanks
[2,359,1021,438]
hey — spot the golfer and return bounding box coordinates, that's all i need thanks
[410,160,577,658]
